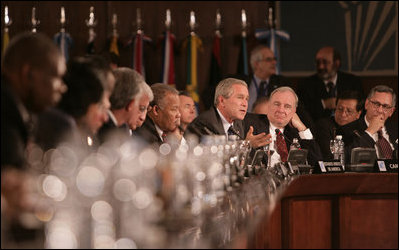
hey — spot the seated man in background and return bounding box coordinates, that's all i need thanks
[178,91,197,134]
[98,67,153,143]
[297,46,364,122]
[314,91,363,160]
[252,96,269,115]
[187,78,270,148]
[339,85,397,160]
[133,83,182,147]
[1,32,67,247]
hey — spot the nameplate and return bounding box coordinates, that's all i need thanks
[318,160,344,173]
[374,159,398,173]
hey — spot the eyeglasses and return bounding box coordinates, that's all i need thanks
[368,99,393,112]
[259,57,277,62]
[335,106,356,116]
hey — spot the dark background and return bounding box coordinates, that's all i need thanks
[1,1,397,119]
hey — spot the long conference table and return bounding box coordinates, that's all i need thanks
[248,172,398,249]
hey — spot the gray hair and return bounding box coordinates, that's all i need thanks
[367,85,396,107]
[214,78,248,107]
[110,67,153,109]
[269,86,299,107]
[250,44,271,70]
[150,83,179,109]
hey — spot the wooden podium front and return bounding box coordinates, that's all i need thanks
[250,173,398,249]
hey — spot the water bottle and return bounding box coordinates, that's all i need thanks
[290,138,301,151]
[335,135,345,170]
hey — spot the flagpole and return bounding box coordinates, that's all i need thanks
[31,7,40,33]
[186,11,201,104]
[54,7,73,62]
[2,6,12,54]
[162,9,175,86]
[109,13,119,56]
[85,6,97,54]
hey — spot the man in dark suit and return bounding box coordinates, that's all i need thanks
[133,83,181,147]
[297,46,364,122]
[1,32,67,246]
[314,91,363,160]
[244,86,322,167]
[247,45,292,111]
[98,67,153,143]
[339,85,397,160]
[187,78,270,148]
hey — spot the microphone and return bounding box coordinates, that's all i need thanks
[275,129,293,144]
[203,126,215,135]
[353,130,361,138]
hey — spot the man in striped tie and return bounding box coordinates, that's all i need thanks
[339,85,397,160]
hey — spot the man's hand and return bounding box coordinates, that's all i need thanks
[1,168,35,219]
[322,97,336,110]
[245,126,272,148]
[366,114,385,134]
[290,113,307,132]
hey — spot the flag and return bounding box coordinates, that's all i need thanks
[131,33,151,80]
[255,27,290,74]
[109,35,119,56]
[54,30,73,62]
[236,35,249,76]
[86,28,96,54]
[161,30,175,85]
[2,30,9,54]
[184,34,202,104]
[203,32,222,109]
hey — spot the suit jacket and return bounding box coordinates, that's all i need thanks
[338,116,398,160]
[247,74,292,111]
[314,116,340,160]
[97,117,130,144]
[243,112,323,166]
[133,117,163,147]
[186,107,245,141]
[297,71,364,122]
[1,83,29,170]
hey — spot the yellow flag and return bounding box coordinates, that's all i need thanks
[109,35,119,56]
[186,34,203,103]
[2,31,9,54]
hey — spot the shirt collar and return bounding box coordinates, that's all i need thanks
[154,123,164,140]
[269,122,285,138]
[107,110,118,126]
[216,108,233,136]
[323,73,338,86]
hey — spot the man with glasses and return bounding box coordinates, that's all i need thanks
[340,85,397,160]
[247,45,292,111]
[297,46,364,122]
[98,67,153,143]
[314,91,363,159]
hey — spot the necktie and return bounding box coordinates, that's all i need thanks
[275,129,288,162]
[259,81,268,97]
[227,126,236,136]
[161,132,167,143]
[376,130,393,159]
[326,82,335,98]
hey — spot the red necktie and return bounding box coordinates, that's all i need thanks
[377,130,393,159]
[276,130,288,162]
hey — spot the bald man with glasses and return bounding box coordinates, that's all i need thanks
[339,85,397,160]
